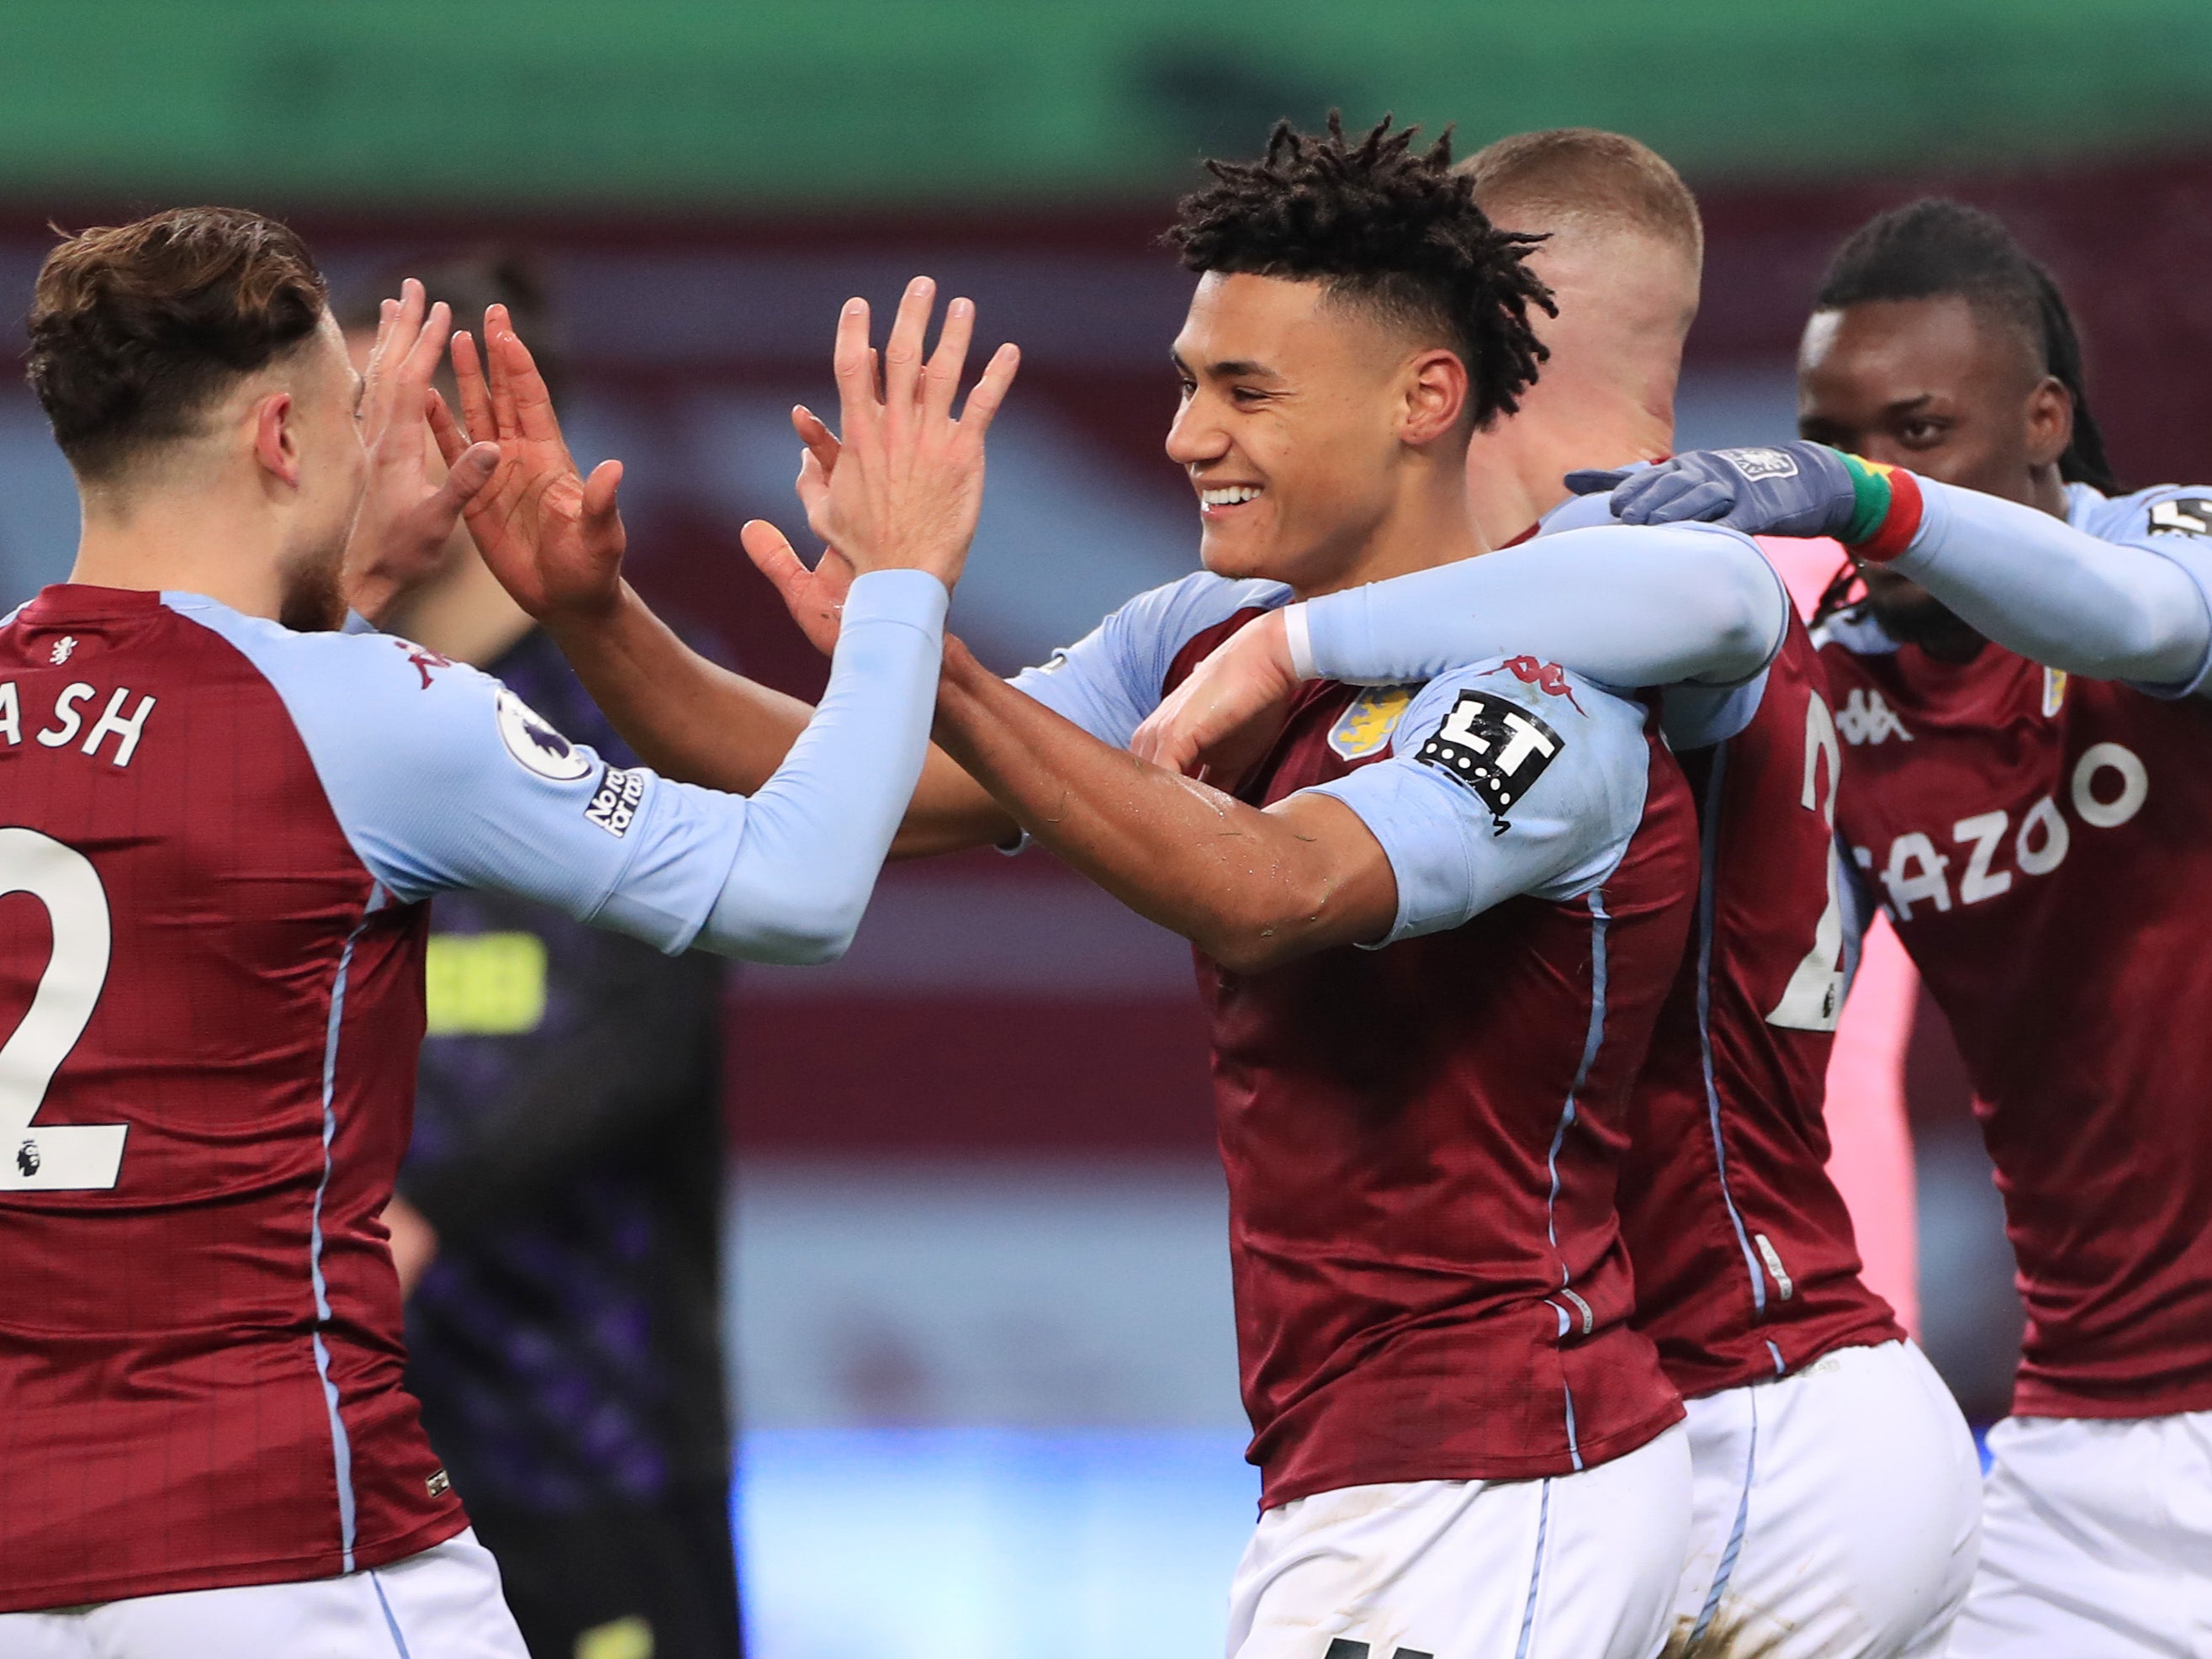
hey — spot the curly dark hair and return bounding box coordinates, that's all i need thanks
[1817,198,2118,495]
[1165,114,1555,428]
[27,206,328,482]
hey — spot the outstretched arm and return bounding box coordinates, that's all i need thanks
[1131,521,1785,776]
[1585,443,2212,692]
[437,299,1017,856]
[933,637,1398,973]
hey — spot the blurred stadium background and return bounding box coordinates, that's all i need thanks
[6,4,2212,1653]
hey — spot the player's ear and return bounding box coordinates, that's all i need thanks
[2024,374,2072,471]
[251,392,303,489]
[1401,348,1468,448]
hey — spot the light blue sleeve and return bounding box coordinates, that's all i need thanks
[1008,571,1290,745]
[169,569,949,965]
[1289,522,1788,697]
[1892,479,2212,697]
[1305,659,1656,946]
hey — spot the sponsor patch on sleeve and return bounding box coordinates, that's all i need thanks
[2146,497,2212,538]
[1415,688,1563,825]
[584,765,647,837]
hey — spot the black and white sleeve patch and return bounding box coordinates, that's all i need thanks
[2147,498,2212,538]
[584,765,647,837]
[1415,689,1564,827]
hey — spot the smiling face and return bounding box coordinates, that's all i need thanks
[1166,271,1468,595]
[1797,294,2072,652]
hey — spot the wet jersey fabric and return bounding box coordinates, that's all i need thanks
[1617,612,1902,1399]
[1014,574,1695,1506]
[399,628,733,1515]
[0,586,752,1612]
[1818,483,2212,1417]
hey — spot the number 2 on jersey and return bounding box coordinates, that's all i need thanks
[1767,692,1848,1033]
[0,827,127,1190]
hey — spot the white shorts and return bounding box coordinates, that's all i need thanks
[1949,1409,2212,1658]
[1226,1422,1691,1659]
[0,1528,528,1659]
[1671,1339,1982,1658]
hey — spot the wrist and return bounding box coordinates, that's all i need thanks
[541,577,635,646]
[1277,606,1315,681]
[1832,450,1927,562]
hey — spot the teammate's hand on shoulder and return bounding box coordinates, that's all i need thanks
[1131,608,1303,787]
[1566,441,1866,541]
[438,307,627,625]
[782,277,1019,592]
[344,279,501,623]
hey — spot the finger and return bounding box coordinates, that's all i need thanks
[922,296,975,424]
[484,306,522,443]
[796,448,831,519]
[1563,468,1633,496]
[398,298,454,391]
[1608,468,1697,521]
[791,405,842,474]
[449,331,499,445]
[498,328,568,450]
[361,296,399,403]
[1622,476,1733,526]
[740,517,812,602]
[426,439,501,517]
[581,458,625,528]
[954,342,1022,437]
[881,276,935,437]
[831,299,881,448]
[368,279,428,432]
[426,388,472,468]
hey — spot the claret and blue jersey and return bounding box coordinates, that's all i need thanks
[1014,570,1698,1503]
[0,575,935,1612]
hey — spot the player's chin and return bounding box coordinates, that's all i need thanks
[1196,525,1277,584]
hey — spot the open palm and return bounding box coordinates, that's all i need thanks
[434,304,627,623]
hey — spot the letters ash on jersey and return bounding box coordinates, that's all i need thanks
[1816,483,2212,1418]
[0,586,747,1611]
[1012,574,1696,1506]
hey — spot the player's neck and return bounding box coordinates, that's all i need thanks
[1467,382,1674,547]
[66,483,293,622]
[385,547,536,668]
[1301,457,1487,596]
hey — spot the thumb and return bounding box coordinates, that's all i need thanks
[741,517,812,606]
[1564,468,1634,496]
[581,459,625,528]
[428,441,501,517]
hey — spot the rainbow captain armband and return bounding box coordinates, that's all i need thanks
[1835,451,1926,562]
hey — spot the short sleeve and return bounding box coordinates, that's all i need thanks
[1306,659,1655,945]
[1008,571,1289,745]
[171,600,748,954]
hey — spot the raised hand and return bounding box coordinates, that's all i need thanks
[764,277,1018,595]
[437,305,627,623]
[1130,607,1303,787]
[1565,442,1868,540]
[343,278,500,622]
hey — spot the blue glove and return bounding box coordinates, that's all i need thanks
[1565,443,1876,541]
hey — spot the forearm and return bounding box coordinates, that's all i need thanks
[548,583,1013,856]
[1295,523,1788,690]
[1890,480,2212,683]
[931,639,1382,971]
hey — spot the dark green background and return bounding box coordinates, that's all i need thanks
[6,1,2209,208]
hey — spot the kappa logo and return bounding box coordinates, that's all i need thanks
[1326,685,1416,759]
[1835,686,1912,745]
[2146,497,2212,538]
[393,639,456,690]
[1722,446,1801,482]
[1415,688,1563,830]
[495,689,596,782]
[1484,654,1585,713]
[585,766,646,837]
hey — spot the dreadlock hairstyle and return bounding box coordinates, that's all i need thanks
[1808,198,2119,626]
[1814,198,2118,495]
[1165,114,1556,429]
